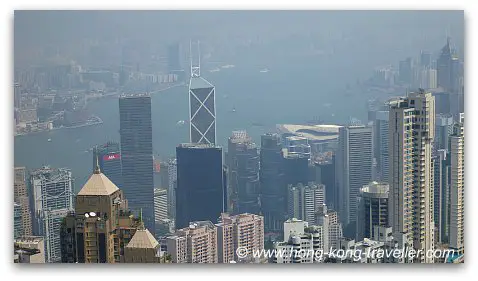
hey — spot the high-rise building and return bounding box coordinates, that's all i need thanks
[167,158,177,221]
[30,166,74,263]
[449,114,464,254]
[433,149,450,244]
[388,90,435,263]
[273,219,327,263]
[60,165,144,263]
[216,213,264,263]
[287,182,325,225]
[93,141,122,188]
[14,236,46,263]
[259,133,286,233]
[420,51,432,68]
[356,182,389,241]
[314,157,336,209]
[119,93,154,234]
[154,188,168,223]
[175,144,225,229]
[14,167,32,237]
[284,136,311,158]
[122,226,162,263]
[189,76,216,145]
[166,221,218,263]
[336,125,373,227]
[373,110,390,183]
[437,37,462,94]
[435,113,454,151]
[14,203,23,239]
[283,153,310,188]
[227,131,260,215]
[316,206,343,250]
[399,57,413,85]
[167,43,181,72]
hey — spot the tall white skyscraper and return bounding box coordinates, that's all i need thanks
[449,113,464,254]
[388,90,435,263]
[30,166,74,263]
[336,125,373,226]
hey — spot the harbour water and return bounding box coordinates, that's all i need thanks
[14,56,371,192]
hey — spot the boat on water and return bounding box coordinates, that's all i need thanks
[209,68,221,73]
[176,120,186,126]
[260,68,269,73]
[47,138,52,142]
[221,64,235,69]
[231,107,236,113]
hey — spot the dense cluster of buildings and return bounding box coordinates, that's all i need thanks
[13,39,464,264]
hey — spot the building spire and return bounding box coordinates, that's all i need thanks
[138,208,145,230]
[94,146,101,174]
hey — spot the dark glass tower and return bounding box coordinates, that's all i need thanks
[175,144,225,229]
[93,141,122,189]
[259,133,286,233]
[227,131,260,215]
[284,154,310,187]
[437,38,453,92]
[119,93,154,234]
[189,77,216,145]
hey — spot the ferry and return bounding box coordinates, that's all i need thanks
[209,68,221,73]
[260,68,269,73]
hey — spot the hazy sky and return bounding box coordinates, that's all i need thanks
[14,10,464,71]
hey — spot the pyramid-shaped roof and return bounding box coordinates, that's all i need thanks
[126,228,159,249]
[77,172,119,196]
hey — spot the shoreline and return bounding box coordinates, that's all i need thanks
[14,116,103,138]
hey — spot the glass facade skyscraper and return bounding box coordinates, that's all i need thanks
[175,144,224,229]
[119,93,154,234]
[259,133,286,233]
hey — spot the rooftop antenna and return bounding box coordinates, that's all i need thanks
[94,146,101,174]
[138,208,145,230]
[190,40,201,78]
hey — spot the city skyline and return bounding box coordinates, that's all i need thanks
[12,10,465,265]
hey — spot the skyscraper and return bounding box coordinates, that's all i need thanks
[437,37,459,93]
[60,165,143,263]
[356,182,389,241]
[175,144,225,229]
[14,167,32,237]
[30,166,74,263]
[283,153,310,188]
[167,158,177,221]
[433,149,450,244]
[259,133,286,233]
[435,113,454,151]
[399,57,413,85]
[216,213,264,263]
[167,43,181,73]
[336,125,373,227]
[314,157,336,210]
[14,203,22,239]
[189,76,216,145]
[287,182,325,225]
[449,114,464,254]
[388,90,435,263]
[154,188,168,223]
[119,93,154,234]
[93,141,122,188]
[166,220,218,263]
[420,50,432,68]
[227,131,260,215]
[373,110,390,183]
